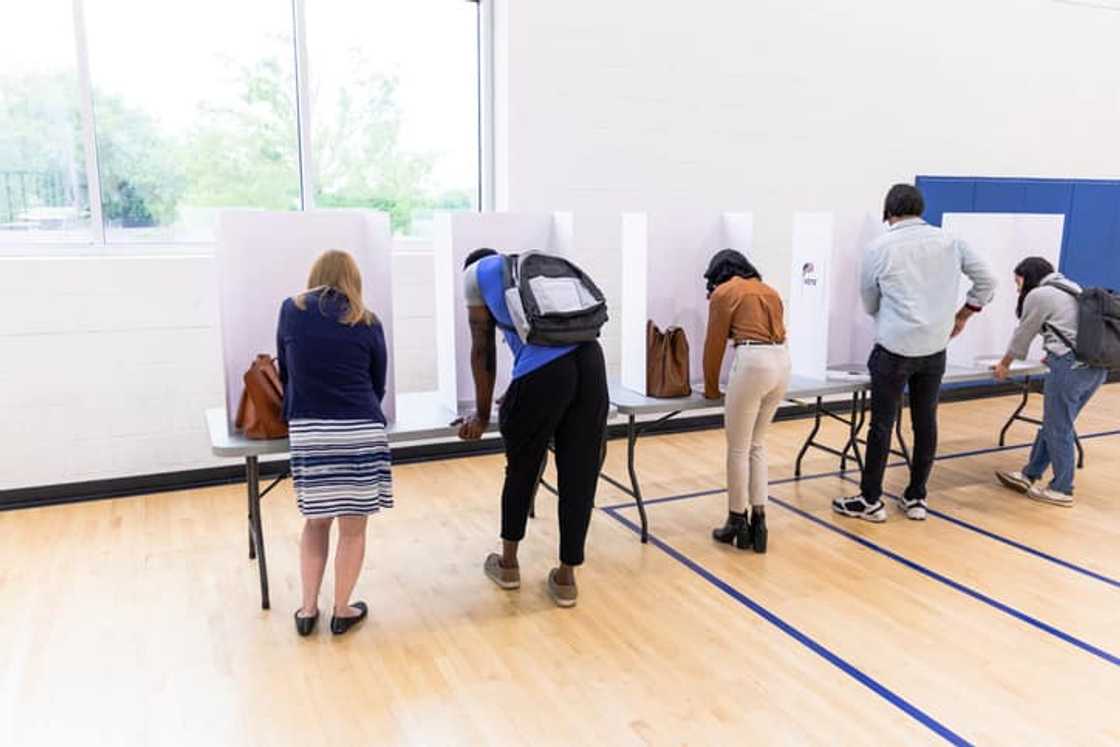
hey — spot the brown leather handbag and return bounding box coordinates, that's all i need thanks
[647,320,692,398]
[235,354,288,439]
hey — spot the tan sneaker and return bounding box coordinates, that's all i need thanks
[546,568,578,608]
[484,553,520,590]
[1027,485,1074,508]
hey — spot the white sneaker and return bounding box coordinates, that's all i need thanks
[894,495,927,521]
[1027,485,1074,508]
[832,495,887,523]
[995,470,1035,494]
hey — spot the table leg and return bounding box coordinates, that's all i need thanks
[842,391,866,473]
[247,488,255,560]
[246,456,270,610]
[999,377,1032,446]
[626,415,650,544]
[794,396,824,478]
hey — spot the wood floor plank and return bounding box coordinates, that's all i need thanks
[1,384,1117,745]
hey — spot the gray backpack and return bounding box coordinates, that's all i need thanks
[500,251,608,346]
[1045,282,1120,370]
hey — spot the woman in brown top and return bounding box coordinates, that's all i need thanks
[702,250,791,553]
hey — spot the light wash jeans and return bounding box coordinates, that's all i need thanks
[1023,352,1108,494]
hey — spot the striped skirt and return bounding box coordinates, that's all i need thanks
[289,419,394,518]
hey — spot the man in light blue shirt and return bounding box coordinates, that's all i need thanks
[834,184,997,523]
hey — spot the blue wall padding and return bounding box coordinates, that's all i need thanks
[916,176,1120,291]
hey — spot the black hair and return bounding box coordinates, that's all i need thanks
[1013,256,1056,319]
[703,249,761,296]
[463,247,498,270]
[882,184,925,222]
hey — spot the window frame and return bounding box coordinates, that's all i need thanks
[0,0,490,256]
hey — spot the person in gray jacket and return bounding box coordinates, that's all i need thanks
[993,257,1108,507]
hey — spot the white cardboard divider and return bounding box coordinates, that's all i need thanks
[827,211,885,366]
[620,213,648,394]
[619,211,754,395]
[216,209,395,432]
[788,212,834,380]
[432,211,574,413]
[941,213,1065,366]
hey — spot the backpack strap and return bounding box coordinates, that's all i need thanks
[493,253,518,334]
[1041,278,1080,298]
[1039,280,1079,351]
[1044,323,1076,352]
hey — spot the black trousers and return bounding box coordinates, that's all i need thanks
[860,345,946,502]
[499,343,609,566]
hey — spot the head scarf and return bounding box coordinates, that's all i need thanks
[703,249,761,296]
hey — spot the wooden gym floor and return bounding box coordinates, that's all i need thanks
[2,385,1118,745]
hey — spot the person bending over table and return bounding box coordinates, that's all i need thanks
[992,257,1108,507]
[702,249,790,553]
[277,250,392,637]
[456,248,609,608]
[834,184,997,523]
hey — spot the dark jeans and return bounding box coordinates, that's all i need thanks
[499,342,609,566]
[860,345,946,503]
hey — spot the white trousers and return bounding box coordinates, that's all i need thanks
[724,344,791,511]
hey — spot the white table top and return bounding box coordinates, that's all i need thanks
[206,389,620,459]
[206,391,495,459]
[608,375,866,416]
[828,361,1048,385]
[209,363,1050,458]
[608,362,1049,417]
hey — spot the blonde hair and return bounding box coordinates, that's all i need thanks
[293,250,376,326]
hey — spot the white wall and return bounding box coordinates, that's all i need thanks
[0,256,224,489]
[0,248,439,491]
[7,0,1120,490]
[494,0,1120,302]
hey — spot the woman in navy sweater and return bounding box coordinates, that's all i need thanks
[276,250,391,637]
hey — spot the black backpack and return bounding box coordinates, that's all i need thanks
[1045,282,1120,370]
[499,251,608,346]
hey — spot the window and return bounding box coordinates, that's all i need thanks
[0,0,483,247]
[305,0,480,237]
[84,0,301,242]
[0,2,90,239]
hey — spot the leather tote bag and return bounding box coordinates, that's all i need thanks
[235,354,288,439]
[647,320,692,398]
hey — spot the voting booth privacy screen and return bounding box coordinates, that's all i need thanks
[433,211,573,412]
[216,209,395,432]
[941,213,1064,366]
[619,211,754,395]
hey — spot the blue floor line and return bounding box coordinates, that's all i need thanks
[601,507,972,746]
[599,428,1120,512]
[836,474,1120,591]
[767,495,1120,668]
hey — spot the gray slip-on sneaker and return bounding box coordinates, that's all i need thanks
[484,553,521,590]
[546,568,578,608]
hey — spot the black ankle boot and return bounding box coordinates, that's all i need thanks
[749,508,767,553]
[713,512,748,545]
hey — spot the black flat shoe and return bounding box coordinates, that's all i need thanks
[330,601,368,636]
[294,609,319,637]
[713,512,749,546]
[749,509,767,554]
